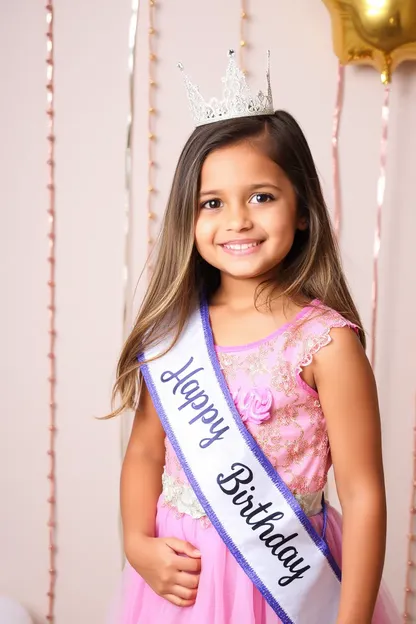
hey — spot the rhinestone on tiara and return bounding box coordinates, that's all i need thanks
[178,49,274,127]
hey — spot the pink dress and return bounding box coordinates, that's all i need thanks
[110,302,400,623]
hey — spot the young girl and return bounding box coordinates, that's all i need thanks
[108,52,399,623]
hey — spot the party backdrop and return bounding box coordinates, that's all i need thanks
[1,1,415,622]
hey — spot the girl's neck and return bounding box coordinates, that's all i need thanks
[211,274,284,312]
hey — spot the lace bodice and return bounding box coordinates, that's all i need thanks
[164,302,357,501]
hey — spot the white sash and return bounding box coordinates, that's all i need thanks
[141,303,341,624]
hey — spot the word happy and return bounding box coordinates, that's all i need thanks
[160,357,230,448]
[217,463,311,586]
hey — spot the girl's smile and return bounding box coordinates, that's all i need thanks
[219,239,264,255]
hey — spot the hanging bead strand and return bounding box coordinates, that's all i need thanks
[147,0,157,276]
[45,2,58,621]
[240,0,248,74]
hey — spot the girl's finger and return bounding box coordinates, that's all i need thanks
[163,593,195,608]
[175,555,202,573]
[176,571,200,589]
[170,584,198,601]
[165,538,201,558]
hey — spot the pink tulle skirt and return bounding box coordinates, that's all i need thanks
[109,499,400,623]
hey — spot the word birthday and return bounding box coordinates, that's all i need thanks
[217,463,311,586]
[160,357,230,448]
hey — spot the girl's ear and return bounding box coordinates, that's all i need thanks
[297,216,308,231]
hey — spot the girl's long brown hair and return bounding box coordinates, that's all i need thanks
[107,111,365,418]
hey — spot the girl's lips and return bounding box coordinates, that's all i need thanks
[220,240,263,256]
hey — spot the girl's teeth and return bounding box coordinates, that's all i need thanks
[224,242,260,250]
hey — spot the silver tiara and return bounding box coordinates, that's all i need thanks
[178,49,274,127]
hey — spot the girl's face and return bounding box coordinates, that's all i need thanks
[195,141,306,282]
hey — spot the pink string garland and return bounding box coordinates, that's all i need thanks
[403,395,416,620]
[45,2,57,621]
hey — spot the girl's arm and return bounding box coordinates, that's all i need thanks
[313,328,386,624]
[121,380,166,546]
[121,381,201,607]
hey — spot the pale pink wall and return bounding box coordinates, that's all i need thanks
[1,0,415,621]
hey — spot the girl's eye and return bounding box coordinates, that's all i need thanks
[250,193,274,204]
[201,198,222,210]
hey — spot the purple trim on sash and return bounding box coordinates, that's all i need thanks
[140,361,292,623]
[200,299,341,581]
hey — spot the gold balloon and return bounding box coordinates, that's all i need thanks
[323,0,416,83]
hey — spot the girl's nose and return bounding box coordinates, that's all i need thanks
[225,203,253,232]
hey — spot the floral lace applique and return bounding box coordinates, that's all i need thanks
[218,352,244,380]
[281,324,305,349]
[287,473,309,493]
[274,403,299,426]
[239,341,274,380]
[270,359,298,396]
[164,438,183,475]
[161,472,212,528]
[277,431,309,469]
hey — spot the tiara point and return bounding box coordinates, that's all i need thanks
[178,49,274,127]
[177,62,184,71]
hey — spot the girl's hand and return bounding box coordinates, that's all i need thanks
[126,534,201,607]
